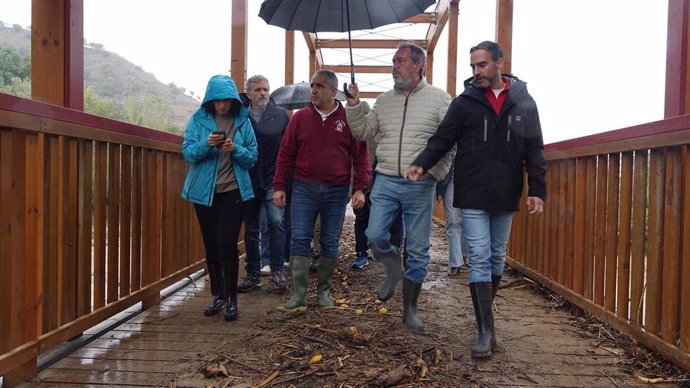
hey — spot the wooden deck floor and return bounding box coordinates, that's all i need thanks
[15,219,681,388]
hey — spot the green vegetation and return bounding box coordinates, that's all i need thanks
[0,25,198,135]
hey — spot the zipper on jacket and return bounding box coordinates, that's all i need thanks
[507,115,512,142]
[483,116,488,142]
[397,94,410,176]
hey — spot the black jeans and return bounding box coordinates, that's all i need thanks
[194,189,246,266]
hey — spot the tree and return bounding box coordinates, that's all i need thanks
[0,46,30,85]
[0,76,30,98]
[84,87,123,120]
[123,94,181,134]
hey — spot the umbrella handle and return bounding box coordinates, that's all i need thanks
[343,83,353,99]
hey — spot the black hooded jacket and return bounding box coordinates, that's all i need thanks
[413,74,547,212]
[240,95,290,189]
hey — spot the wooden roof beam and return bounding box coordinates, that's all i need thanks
[360,91,382,99]
[302,32,325,76]
[426,0,453,54]
[323,65,391,74]
[403,13,434,24]
[318,39,426,49]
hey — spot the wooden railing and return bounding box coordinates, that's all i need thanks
[507,115,690,372]
[0,94,205,385]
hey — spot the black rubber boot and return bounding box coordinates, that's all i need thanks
[402,279,424,331]
[222,262,239,322]
[470,282,494,358]
[278,256,309,312]
[490,275,502,347]
[317,258,338,307]
[491,275,502,301]
[204,264,225,316]
[377,254,404,301]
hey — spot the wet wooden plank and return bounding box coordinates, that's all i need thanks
[583,156,597,300]
[93,141,107,309]
[660,147,681,343]
[604,153,620,313]
[119,145,131,297]
[616,151,632,320]
[77,139,93,317]
[593,154,608,306]
[681,145,690,351]
[646,148,665,334]
[106,143,120,304]
[27,369,175,386]
[131,147,142,292]
[572,157,587,295]
[44,135,59,332]
[630,149,648,325]
[551,160,568,284]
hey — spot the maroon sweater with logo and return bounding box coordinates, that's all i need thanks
[273,102,370,192]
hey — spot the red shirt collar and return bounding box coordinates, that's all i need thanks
[484,77,511,114]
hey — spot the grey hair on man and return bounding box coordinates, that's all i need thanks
[314,69,339,90]
[398,41,427,77]
[246,74,269,91]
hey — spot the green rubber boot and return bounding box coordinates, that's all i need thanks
[317,258,338,307]
[402,279,424,331]
[277,256,309,312]
[377,254,404,301]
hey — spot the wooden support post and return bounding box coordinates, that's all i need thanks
[31,0,84,109]
[426,52,434,85]
[665,0,690,117]
[231,0,248,91]
[496,0,513,74]
[447,0,459,96]
[285,30,295,85]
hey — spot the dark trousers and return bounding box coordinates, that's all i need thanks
[194,189,246,267]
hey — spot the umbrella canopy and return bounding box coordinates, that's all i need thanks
[259,0,435,88]
[271,82,347,110]
[258,0,436,33]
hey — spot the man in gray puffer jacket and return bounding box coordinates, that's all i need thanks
[345,42,455,332]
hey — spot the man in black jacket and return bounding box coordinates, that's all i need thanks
[405,41,547,358]
[238,75,290,292]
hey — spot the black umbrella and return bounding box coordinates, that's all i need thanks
[271,82,347,110]
[259,0,435,95]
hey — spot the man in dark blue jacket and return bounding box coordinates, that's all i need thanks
[238,75,290,292]
[406,41,547,358]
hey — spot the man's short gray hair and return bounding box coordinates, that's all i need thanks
[246,74,269,91]
[314,69,338,89]
[397,41,426,77]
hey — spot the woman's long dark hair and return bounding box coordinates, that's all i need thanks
[203,99,241,117]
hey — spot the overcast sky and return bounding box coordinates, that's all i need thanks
[1,0,668,145]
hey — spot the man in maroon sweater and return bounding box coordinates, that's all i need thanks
[273,69,370,311]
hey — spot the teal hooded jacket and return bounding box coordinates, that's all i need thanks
[181,75,258,206]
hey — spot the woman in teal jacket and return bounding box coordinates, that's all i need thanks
[182,74,258,321]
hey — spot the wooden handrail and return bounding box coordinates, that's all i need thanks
[0,92,205,385]
[508,113,690,372]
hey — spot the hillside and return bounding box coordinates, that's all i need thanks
[0,22,199,133]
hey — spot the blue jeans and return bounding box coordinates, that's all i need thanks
[367,173,435,283]
[244,187,285,275]
[461,209,514,283]
[443,176,467,267]
[290,181,349,260]
[260,208,270,267]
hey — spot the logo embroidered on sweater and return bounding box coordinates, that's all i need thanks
[334,120,346,133]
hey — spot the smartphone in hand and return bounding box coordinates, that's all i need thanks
[211,131,226,148]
